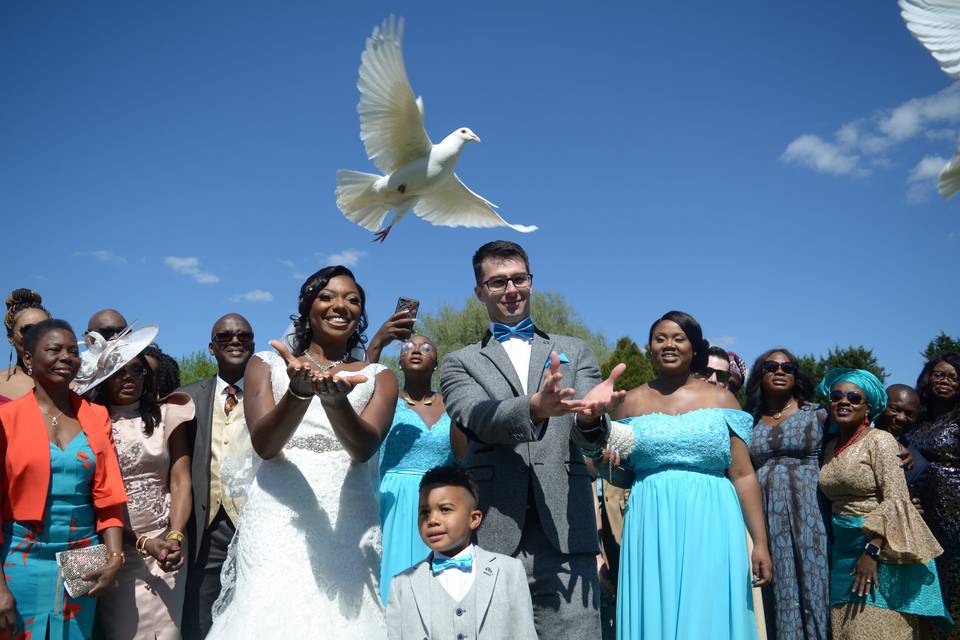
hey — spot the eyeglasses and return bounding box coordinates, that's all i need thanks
[930,370,959,383]
[400,342,435,353]
[762,361,798,375]
[829,389,864,405]
[698,367,731,383]
[481,273,533,293]
[213,331,254,345]
[119,364,147,380]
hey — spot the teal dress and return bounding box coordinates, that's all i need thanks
[1,432,99,639]
[378,400,454,604]
[615,408,757,640]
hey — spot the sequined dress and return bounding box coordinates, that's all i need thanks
[909,413,960,638]
[750,405,830,640]
[207,352,388,639]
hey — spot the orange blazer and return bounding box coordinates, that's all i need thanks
[0,391,127,543]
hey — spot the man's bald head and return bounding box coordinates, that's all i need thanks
[876,384,921,437]
[887,384,919,405]
[209,313,254,384]
[86,309,128,340]
[210,313,251,339]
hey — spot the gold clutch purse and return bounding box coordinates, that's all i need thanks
[56,544,107,598]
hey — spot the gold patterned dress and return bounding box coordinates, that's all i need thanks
[820,428,952,639]
[97,394,195,640]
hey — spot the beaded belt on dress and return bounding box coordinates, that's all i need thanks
[285,433,344,453]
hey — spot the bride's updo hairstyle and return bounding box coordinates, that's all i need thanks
[647,310,710,374]
[289,266,369,357]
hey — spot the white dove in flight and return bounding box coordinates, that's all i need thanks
[900,0,960,198]
[335,16,538,242]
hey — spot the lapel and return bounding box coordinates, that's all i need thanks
[527,329,554,395]
[479,333,524,396]
[409,557,434,634]
[474,548,500,634]
[194,376,216,464]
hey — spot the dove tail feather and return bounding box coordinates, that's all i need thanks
[939,157,960,199]
[507,224,538,233]
[335,169,392,231]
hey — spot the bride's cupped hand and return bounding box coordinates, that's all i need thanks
[270,340,317,398]
[311,372,369,405]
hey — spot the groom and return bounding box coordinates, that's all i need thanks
[440,240,624,639]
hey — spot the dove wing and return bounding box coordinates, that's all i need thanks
[900,0,960,78]
[413,176,538,232]
[357,16,433,175]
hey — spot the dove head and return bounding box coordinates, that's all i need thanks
[448,127,481,147]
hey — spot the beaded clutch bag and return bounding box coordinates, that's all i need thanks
[56,544,107,597]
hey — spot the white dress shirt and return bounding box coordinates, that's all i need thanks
[434,544,477,602]
[491,321,546,438]
[214,375,244,412]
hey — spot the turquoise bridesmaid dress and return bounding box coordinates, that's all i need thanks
[378,400,454,604]
[1,432,99,639]
[616,408,757,640]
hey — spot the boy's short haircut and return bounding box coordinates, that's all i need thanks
[419,465,480,505]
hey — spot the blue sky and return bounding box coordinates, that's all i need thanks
[2,1,957,385]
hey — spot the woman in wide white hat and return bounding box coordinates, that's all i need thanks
[79,325,195,640]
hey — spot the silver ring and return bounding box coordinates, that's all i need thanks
[865,579,872,583]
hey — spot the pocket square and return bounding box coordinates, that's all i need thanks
[544,353,571,368]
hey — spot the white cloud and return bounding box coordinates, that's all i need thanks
[163,256,220,284]
[75,249,127,264]
[711,336,737,348]
[782,83,960,189]
[230,289,273,303]
[781,135,862,175]
[279,259,296,270]
[324,249,366,267]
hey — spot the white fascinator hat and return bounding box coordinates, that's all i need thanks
[73,324,160,395]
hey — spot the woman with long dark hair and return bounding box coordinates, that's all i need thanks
[594,310,772,640]
[910,352,960,637]
[745,348,829,640]
[207,266,398,638]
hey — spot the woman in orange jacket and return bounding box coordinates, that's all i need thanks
[0,319,127,640]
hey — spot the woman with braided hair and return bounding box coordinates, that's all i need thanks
[0,288,51,404]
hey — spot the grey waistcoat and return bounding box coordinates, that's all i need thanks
[428,573,478,640]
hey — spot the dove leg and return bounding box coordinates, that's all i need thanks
[372,224,393,243]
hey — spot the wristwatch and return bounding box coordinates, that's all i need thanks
[864,542,881,560]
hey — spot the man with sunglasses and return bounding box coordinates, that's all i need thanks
[85,308,128,340]
[180,313,255,640]
[440,240,625,640]
[699,346,733,389]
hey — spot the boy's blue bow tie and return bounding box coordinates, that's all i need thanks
[492,317,535,342]
[431,554,473,575]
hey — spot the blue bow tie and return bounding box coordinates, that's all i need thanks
[492,317,535,343]
[431,554,473,575]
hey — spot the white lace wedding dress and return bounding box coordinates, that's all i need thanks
[207,351,388,638]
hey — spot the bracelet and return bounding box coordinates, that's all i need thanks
[164,530,186,545]
[107,550,125,565]
[287,388,313,401]
[135,536,150,557]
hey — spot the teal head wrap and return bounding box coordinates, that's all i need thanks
[816,368,888,422]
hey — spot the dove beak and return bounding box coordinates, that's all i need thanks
[470,134,481,143]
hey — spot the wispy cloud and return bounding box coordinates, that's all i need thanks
[230,289,273,303]
[75,249,127,264]
[324,249,366,267]
[279,259,308,281]
[163,256,220,284]
[781,83,960,190]
[711,336,737,348]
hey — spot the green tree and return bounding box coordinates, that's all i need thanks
[417,291,610,365]
[177,351,218,386]
[601,336,656,391]
[922,331,960,360]
[799,345,887,391]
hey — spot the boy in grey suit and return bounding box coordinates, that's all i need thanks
[387,466,537,640]
[439,241,625,639]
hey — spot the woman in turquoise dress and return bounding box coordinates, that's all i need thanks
[0,319,127,640]
[593,311,772,640]
[374,335,467,604]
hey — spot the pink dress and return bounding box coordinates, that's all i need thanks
[96,393,195,640]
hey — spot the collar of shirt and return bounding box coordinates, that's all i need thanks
[215,376,245,397]
[433,544,477,602]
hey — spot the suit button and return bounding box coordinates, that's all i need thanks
[518,464,525,472]
[456,607,464,616]
[457,635,466,640]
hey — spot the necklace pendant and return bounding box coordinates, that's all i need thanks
[50,415,59,427]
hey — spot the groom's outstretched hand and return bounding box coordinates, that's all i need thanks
[577,363,627,429]
[530,352,586,424]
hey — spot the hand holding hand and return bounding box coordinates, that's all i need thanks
[911,496,925,515]
[751,542,773,588]
[530,352,584,423]
[577,363,627,427]
[271,340,315,399]
[0,586,16,631]
[83,555,123,597]
[154,539,184,572]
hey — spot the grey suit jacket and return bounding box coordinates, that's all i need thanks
[440,329,607,556]
[178,375,216,561]
[386,547,537,640]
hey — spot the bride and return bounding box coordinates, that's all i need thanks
[207,266,398,638]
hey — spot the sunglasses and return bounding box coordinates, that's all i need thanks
[829,389,864,405]
[213,331,254,345]
[698,366,731,383]
[119,364,147,380]
[400,342,435,353]
[762,361,798,375]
